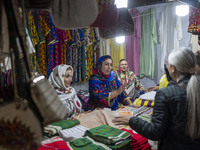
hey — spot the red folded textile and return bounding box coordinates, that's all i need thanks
[121,128,151,150]
[37,136,70,150]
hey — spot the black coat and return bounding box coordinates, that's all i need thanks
[129,76,200,150]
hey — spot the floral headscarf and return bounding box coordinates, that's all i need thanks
[92,55,115,84]
[116,61,132,85]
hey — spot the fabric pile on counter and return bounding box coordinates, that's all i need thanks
[121,129,151,150]
[37,136,70,150]
[44,119,80,137]
[85,125,132,150]
[60,125,89,141]
[68,136,111,150]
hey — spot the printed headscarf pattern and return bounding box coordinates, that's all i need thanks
[88,55,125,110]
[116,60,143,91]
[92,55,115,83]
[116,62,133,87]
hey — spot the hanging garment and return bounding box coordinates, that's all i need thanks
[126,8,141,76]
[99,37,111,56]
[140,8,157,79]
[110,39,125,71]
[159,3,182,71]
[188,4,200,34]
[190,34,200,53]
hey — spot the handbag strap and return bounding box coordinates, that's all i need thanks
[9,0,32,79]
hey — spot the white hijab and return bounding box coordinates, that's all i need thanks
[48,64,73,90]
[48,64,82,118]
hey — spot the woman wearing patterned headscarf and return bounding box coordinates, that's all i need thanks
[48,64,82,118]
[86,55,132,111]
[116,59,145,98]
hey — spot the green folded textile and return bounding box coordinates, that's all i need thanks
[69,136,111,150]
[85,125,132,145]
[108,139,132,150]
[51,119,80,129]
[44,119,80,137]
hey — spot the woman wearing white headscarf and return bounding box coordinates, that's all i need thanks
[48,64,82,118]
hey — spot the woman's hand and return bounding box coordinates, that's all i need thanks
[123,98,133,107]
[147,86,159,92]
[117,83,127,95]
[112,115,132,125]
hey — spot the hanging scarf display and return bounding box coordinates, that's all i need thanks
[26,10,99,82]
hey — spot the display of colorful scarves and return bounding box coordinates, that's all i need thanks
[44,119,80,137]
[68,136,111,150]
[84,125,132,149]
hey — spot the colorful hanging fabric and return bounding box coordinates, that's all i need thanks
[42,13,58,77]
[26,12,40,47]
[87,45,93,79]
[140,8,157,79]
[126,8,141,76]
[80,29,86,82]
[55,27,65,66]
[33,11,46,74]
[38,13,51,76]
[26,11,40,71]
[188,6,200,34]
[62,29,70,64]
[110,39,125,71]
[75,29,81,82]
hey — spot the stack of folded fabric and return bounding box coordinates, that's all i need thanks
[84,125,132,150]
[44,119,80,137]
[121,129,151,150]
[68,136,111,150]
[60,125,89,141]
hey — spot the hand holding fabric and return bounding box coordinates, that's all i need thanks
[112,115,132,125]
[147,86,159,92]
